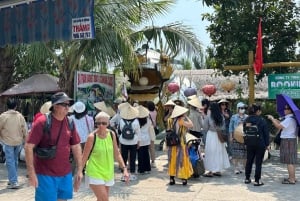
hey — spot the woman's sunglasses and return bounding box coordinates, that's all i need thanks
[95,122,108,126]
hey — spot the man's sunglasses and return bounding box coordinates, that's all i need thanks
[57,103,70,107]
[95,122,108,126]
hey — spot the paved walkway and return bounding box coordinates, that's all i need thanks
[0,150,300,201]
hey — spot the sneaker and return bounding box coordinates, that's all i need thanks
[129,174,137,181]
[7,182,20,189]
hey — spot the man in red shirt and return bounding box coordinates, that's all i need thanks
[25,92,83,201]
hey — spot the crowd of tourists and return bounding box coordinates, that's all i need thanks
[0,92,298,201]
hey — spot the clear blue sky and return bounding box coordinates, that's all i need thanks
[151,0,213,49]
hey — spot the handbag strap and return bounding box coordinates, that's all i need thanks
[149,114,154,125]
[172,118,178,131]
[85,115,91,133]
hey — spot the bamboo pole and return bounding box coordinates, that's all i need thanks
[248,51,254,104]
[224,62,300,71]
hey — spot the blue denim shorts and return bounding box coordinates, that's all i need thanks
[35,172,73,201]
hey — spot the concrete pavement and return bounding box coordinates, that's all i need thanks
[0,150,300,201]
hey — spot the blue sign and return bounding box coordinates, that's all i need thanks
[0,0,95,46]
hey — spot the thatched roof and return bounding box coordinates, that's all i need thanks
[0,74,60,96]
[173,69,268,100]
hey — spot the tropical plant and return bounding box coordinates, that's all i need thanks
[201,0,300,79]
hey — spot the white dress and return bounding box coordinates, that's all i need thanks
[203,117,230,172]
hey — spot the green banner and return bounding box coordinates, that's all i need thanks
[268,73,300,99]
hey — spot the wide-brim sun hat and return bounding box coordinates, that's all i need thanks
[40,101,51,114]
[137,105,150,118]
[119,104,139,120]
[164,99,176,106]
[218,99,229,104]
[49,92,73,111]
[170,105,189,118]
[72,101,86,113]
[187,97,203,108]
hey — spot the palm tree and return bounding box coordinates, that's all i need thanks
[9,0,203,96]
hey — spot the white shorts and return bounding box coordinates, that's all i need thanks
[85,175,115,187]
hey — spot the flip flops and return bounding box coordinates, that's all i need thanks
[282,179,295,184]
[253,181,264,186]
[244,179,251,184]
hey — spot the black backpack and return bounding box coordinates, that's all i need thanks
[121,120,135,140]
[43,113,74,134]
[243,118,260,146]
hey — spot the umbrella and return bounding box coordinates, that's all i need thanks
[276,94,300,125]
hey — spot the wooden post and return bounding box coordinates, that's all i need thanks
[224,55,300,102]
[248,51,255,104]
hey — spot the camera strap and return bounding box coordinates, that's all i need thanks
[53,119,64,146]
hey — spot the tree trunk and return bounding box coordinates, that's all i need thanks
[0,47,16,113]
[58,59,75,98]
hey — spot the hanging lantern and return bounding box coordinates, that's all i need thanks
[202,84,216,97]
[167,82,180,93]
[139,76,149,86]
[184,87,197,97]
[221,80,236,92]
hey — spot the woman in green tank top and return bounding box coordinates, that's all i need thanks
[78,111,129,200]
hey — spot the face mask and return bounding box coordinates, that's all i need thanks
[239,109,245,114]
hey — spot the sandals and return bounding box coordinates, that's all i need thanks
[244,179,251,184]
[284,178,297,183]
[253,181,264,186]
[213,172,222,177]
[203,173,213,177]
[169,176,175,185]
[282,179,295,184]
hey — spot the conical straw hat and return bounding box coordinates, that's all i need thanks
[263,149,269,162]
[94,101,108,112]
[119,104,138,120]
[137,105,150,118]
[118,102,130,110]
[218,99,229,104]
[170,105,189,118]
[187,97,203,108]
[187,94,197,100]
[106,106,116,117]
[233,124,244,143]
[164,99,175,106]
[40,101,51,114]
[185,133,199,144]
